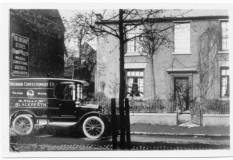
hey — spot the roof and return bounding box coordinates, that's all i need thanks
[154,9,228,18]
[98,9,228,25]
[10,78,87,84]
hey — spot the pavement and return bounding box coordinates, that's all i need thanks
[10,122,230,137]
[130,123,230,137]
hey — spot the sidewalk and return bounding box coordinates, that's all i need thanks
[130,124,230,137]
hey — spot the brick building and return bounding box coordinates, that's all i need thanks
[64,42,96,94]
[10,9,65,78]
[95,10,229,105]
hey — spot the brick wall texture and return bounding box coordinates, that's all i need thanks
[96,10,229,100]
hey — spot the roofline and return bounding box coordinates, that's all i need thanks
[10,78,86,84]
[96,16,229,25]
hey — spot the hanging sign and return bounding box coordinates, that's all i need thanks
[12,33,29,77]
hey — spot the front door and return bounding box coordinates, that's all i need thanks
[174,77,189,111]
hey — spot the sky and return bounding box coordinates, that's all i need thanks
[58,9,107,56]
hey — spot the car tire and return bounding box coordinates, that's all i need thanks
[12,114,34,136]
[82,116,105,139]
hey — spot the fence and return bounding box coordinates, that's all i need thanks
[84,99,230,114]
[201,99,230,114]
[84,99,176,114]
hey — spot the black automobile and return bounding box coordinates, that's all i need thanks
[10,78,110,139]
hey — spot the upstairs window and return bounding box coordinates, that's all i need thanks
[126,26,142,54]
[174,22,190,54]
[221,21,229,51]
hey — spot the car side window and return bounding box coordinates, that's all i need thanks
[54,84,74,101]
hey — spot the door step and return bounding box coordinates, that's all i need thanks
[178,121,200,127]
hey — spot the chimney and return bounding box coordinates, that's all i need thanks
[95,13,103,21]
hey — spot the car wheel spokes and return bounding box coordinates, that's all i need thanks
[14,116,33,134]
[83,116,105,139]
[86,119,102,136]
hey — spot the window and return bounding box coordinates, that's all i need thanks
[220,67,229,98]
[221,21,229,51]
[126,26,142,54]
[54,84,75,101]
[174,22,190,54]
[126,70,144,97]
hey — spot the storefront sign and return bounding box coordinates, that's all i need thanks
[12,33,29,77]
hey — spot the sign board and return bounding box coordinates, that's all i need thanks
[11,33,29,77]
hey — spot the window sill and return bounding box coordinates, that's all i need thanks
[172,52,192,55]
[220,97,230,101]
[125,52,142,56]
[218,50,229,54]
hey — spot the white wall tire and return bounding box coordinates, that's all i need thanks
[82,116,105,139]
[12,115,34,136]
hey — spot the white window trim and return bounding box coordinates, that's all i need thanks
[218,50,229,54]
[126,25,142,54]
[173,21,191,55]
[220,97,230,101]
[172,52,192,55]
[220,20,229,52]
[125,52,141,56]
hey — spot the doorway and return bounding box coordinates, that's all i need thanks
[174,77,190,111]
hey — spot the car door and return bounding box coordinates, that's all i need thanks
[54,83,75,116]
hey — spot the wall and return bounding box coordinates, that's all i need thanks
[96,11,229,100]
[203,114,230,126]
[130,113,178,125]
[10,9,65,78]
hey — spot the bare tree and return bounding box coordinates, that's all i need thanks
[197,22,224,102]
[108,73,120,98]
[137,22,173,99]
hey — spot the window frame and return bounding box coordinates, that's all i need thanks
[125,25,142,56]
[220,21,229,53]
[125,69,144,98]
[220,67,229,99]
[172,21,191,55]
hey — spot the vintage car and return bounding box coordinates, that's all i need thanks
[9,78,111,139]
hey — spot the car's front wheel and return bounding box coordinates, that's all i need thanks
[82,116,105,139]
[12,114,34,136]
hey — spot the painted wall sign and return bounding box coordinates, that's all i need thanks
[12,33,29,77]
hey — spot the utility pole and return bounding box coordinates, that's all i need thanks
[119,9,126,149]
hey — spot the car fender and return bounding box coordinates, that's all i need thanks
[76,111,110,126]
[10,110,36,127]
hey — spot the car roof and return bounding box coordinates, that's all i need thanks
[10,78,87,84]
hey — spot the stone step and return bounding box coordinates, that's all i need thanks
[178,121,200,127]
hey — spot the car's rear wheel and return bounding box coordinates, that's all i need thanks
[12,114,34,136]
[82,116,105,139]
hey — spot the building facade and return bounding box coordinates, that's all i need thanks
[95,10,229,104]
[10,9,65,78]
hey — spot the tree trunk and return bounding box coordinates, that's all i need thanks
[119,9,126,149]
[151,57,156,100]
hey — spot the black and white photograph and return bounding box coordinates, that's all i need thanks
[1,1,233,158]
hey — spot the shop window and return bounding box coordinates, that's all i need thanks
[173,22,190,54]
[126,70,144,97]
[220,67,229,98]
